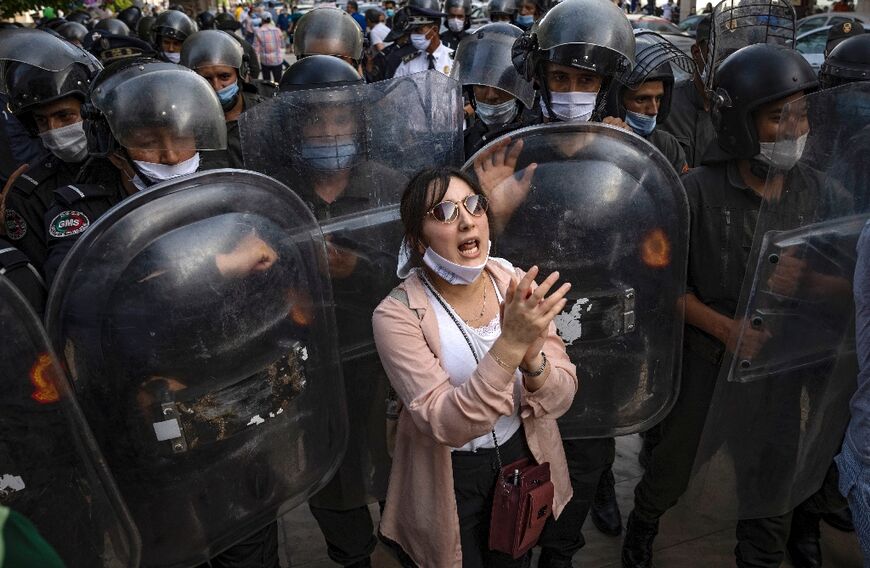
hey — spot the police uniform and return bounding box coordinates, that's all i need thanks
[4,154,87,273]
[382,41,418,80]
[202,90,265,170]
[439,29,468,51]
[392,42,453,78]
[463,109,534,161]
[647,128,689,175]
[658,79,716,168]
[0,240,47,316]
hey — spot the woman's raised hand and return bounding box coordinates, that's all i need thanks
[499,266,571,352]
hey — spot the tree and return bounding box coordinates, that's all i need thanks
[0,0,134,20]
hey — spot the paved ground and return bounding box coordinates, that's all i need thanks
[276,435,863,567]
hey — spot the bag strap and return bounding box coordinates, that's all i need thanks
[419,273,505,476]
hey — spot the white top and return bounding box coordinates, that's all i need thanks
[370,22,392,47]
[423,271,523,452]
[393,42,453,78]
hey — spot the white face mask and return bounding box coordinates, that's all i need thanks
[447,17,465,32]
[38,121,88,163]
[757,133,808,171]
[410,32,432,52]
[543,90,598,122]
[132,152,200,190]
[476,98,518,127]
[422,240,490,285]
[164,51,182,64]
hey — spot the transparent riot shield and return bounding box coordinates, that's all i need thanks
[685,83,870,520]
[0,277,140,567]
[238,72,464,506]
[463,123,689,438]
[45,169,347,568]
[705,0,795,91]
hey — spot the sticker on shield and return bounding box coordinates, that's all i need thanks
[48,210,90,238]
[5,209,27,241]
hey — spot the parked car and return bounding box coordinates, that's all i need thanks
[627,14,695,55]
[796,21,870,70]
[797,11,870,35]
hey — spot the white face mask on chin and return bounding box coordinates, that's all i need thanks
[756,133,808,171]
[422,241,491,285]
[164,52,182,64]
[38,121,89,163]
[131,153,200,191]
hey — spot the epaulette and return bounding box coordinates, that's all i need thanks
[53,183,114,207]
[401,50,420,64]
[0,242,45,288]
[10,157,58,195]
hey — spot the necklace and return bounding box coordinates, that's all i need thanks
[464,277,488,325]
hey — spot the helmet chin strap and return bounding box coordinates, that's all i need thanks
[748,157,773,182]
[122,148,158,188]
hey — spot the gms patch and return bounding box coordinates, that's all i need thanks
[49,210,90,238]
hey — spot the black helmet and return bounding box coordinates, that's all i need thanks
[820,34,870,90]
[292,7,364,65]
[94,18,131,37]
[84,57,226,159]
[117,6,142,31]
[67,10,92,25]
[87,33,157,65]
[406,0,445,26]
[151,9,197,47]
[57,21,89,45]
[605,30,696,123]
[279,55,363,93]
[445,0,472,11]
[181,30,248,80]
[137,16,155,39]
[215,12,241,32]
[196,11,217,30]
[489,0,518,19]
[713,43,817,159]
[40,18,67,31]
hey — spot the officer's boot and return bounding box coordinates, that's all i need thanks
[621,511,658,568]
[591,467,623,536]
[787,508,822,568]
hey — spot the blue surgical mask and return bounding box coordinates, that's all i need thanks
[410,32,431,52]
[516,14,534,28]
[217,81,240,110]
[476,98,518,126]
[386,8,395,16]
[625,109,657,137]
[300,139,361,170]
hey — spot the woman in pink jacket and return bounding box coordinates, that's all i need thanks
[372,167,578,567]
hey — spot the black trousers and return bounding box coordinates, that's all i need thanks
[632,346,719,522]
[197,522,280,568]
[261,64,282,83]
[308,504,378,566]
[451,427,534,568]
[537,437,615,563]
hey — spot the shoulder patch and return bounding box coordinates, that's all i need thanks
[5,209,27,241]
[48,210,90,238]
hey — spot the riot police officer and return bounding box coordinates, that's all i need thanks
[604,31,692,174]
[820,33,870,90]
[94,17,131,37]
[489,0,518,23]
[621,44,827,568]
[0,28,100,273]
[378,8,418,80]
[440,0,471,51]
[150,9,197,64]
[56,21,89,46]
[117,6,142,35]
[196,10,217,30]
[42,58,228,282]
[181,30,265,168]
[293,7,365,75]
[392,0,452,77]
[452,22,536,159]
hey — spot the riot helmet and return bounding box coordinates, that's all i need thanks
[181,30,248,111]
[712,43,816,160]
[215,11,242,32]
[820,34,870,90]
[293,7,365,68]
[56,21,89,46]
[445,0,472,31]
[512,0,635,121]
[705,0,796,91]
[117,6,142,32]
[0,28,101,135]
[196,10,217,30]
[151,9,197,63]
[84,57,226,175]
[489,0,518,22]
[67,10,92,25]
[137,15,155,39]
[604,30,696,131]
[94,18,131,37]
[40,18,67,31]
[279,55,364,93]
[452,23,535,126]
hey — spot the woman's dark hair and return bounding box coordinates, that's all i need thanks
[400,166,486,256]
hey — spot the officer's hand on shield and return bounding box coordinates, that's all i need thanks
[725,318,771,361]
[325,235,360,280]
[601,116,632,132]
[766,247,807,297]
[499,265,570,379]
[472,137,537,233]
[215,232,278,278]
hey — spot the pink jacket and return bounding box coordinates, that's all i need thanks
[372,260,578,567]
